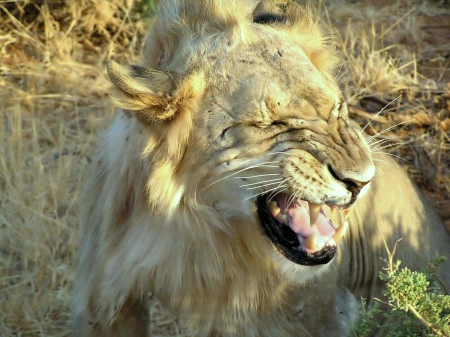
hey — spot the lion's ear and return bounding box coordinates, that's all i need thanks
[107,60,202,123]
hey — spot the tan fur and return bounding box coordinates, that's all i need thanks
[72,1,450,336]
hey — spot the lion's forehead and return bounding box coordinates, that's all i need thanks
[200,38,341,124]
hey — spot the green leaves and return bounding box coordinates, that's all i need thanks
[351,253,450,337]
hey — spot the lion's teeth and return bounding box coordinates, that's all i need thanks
[309,203,321,226]
[332,221,348,244]
[280,214,288,225]
[303,228,318,250]
[267,200,281,215]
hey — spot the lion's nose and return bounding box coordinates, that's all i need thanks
[328,165,370,203]
[342,179,369,203]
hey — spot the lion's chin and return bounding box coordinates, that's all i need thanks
[256,194,348,266]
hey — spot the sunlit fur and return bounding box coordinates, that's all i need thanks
[72,1,450,336]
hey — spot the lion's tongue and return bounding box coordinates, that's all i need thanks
[274,194,335,254]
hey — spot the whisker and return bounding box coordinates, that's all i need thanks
[286,190,299,209]
[293,190,300,206]
[370,142,393,153]
[267,151,294,156]
[370,140,397,152]
[240,178,283,188]
[372,158,395,167]
[334,61,347,80]
[371,152,411,163]
[366,121,409,144]
[374,165,385,173]
[250,161,279,165]
[266,188,287,203]
[369,138,391,148]
[243,185,287,201]
[372,143,404,152]
[234,173,280,179]
[268,178,290,200]
[286,192,297,209]
[245,181,286,190]
[338,72,353,86]
[361,95,401,133]
[203,161,279,190]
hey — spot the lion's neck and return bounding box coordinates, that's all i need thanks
[149,212,295,327]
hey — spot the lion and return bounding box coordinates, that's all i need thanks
[72,0,450,336]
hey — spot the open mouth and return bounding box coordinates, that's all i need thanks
[256,193,348,266]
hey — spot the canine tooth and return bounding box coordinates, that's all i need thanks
[303,229,318,250]
[332,221,348,244]
[309,203,321,226]
[267,200,281,215]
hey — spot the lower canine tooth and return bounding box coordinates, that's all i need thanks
[280,214,288,224]
[303,229,318,250]
[332,221,348,244]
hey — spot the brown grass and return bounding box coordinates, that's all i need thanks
[0,0,449,335]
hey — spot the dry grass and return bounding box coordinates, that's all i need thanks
[0,0,449,335]
[324,0,450,219]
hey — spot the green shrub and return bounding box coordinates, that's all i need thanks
[351,242,450,337]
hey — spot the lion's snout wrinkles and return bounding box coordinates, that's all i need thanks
[324,123,375,203]
[278,111,375,206]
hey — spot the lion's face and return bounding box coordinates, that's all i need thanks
[181,29,374,267]
[107,1,375,272]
